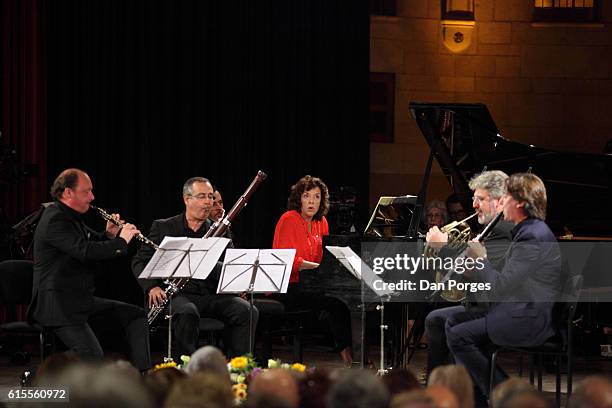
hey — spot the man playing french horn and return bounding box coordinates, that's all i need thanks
[424,171,513,385]
[131,177,256,359]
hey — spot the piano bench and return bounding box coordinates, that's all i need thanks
[255,299,308,364]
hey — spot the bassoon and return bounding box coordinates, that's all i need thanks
[147,170,267,325]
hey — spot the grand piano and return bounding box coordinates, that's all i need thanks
[301,102,612,368]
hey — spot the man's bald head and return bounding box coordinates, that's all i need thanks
[249,368,299,408]
[425,384,459,408]
[569,376,612,408]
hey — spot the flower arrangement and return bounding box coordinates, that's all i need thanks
[153,355,190,371]
[228,355,309,404]
[152,354,308,404]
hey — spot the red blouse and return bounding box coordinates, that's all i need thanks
[272,210,329,283]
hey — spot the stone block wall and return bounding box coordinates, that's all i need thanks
[370,0,612,208]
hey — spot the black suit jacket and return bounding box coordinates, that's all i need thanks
[131,214,229,297]
[474,218,562,347]
[28,201,128,326]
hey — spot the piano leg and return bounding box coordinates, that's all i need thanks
[350,308,367,367]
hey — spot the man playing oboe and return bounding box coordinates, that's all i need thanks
[28,168,151,371]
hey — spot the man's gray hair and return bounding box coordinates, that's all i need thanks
[326,369,389,408]
[182,177,211,196]
[468,170,509,199]
[185,346,229,380]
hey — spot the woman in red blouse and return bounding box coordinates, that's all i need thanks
[273,175,352,365]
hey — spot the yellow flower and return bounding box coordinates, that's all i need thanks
[153,361,177,371]
[268,359,279,368]
[235,388,247,400]
[291,363,306,372]
[230,356,249,370]
[232,383,248,392]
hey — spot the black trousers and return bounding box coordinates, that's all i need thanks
[424,305,466,376]
[52,297,151,371]
[170,293,257,358]
[445,308,508,402]
[272,283,352,351]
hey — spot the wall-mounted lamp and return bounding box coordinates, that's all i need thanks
[440,0,475,53]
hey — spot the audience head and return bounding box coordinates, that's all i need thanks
[445,194,467,222]
[496,389,549,408]
[249,368,299,408]
[32,352,81,386]
[164,372,233,408]
[105,359,141,382]
[52,362,152,408]
[425,200,447,229]
[245,395,295,408]
[144,367,186,408]
[186,345,229,381]
[287,175,329,221]
[326,369,390,408]
[298,368,332,408]
[428,364,474,408]
[425,384,459,408]
[491,377,534,408]
[568,375,612,408]
[390,390,434,408]
[382,368,420,398]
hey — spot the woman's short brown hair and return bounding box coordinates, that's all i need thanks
[506,173,547,220]
[287,175,330,221]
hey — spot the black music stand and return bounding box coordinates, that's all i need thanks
[326,246,395,372]
[140,236,230,361]
[217,248,294,354]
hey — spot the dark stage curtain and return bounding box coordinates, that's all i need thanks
[40,1,369,301]
[0,0,47,236]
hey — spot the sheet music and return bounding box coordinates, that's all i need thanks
[217,248,294,294]
[139,237,230,280]
[326,246,361,279]
[325,245,394,297]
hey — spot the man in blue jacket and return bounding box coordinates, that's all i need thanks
[447,173,562,404]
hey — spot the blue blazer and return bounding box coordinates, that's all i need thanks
[474,218,562,347]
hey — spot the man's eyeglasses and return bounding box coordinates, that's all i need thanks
[472,195,489,204]
[189,194,213,201]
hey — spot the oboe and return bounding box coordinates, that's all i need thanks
[147,170,267,326]
[90,205,160,250]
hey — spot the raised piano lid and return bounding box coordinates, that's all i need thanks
[363,195,417,238]
[409,102,612,238]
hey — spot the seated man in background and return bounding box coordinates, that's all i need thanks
[445,193,468,223]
